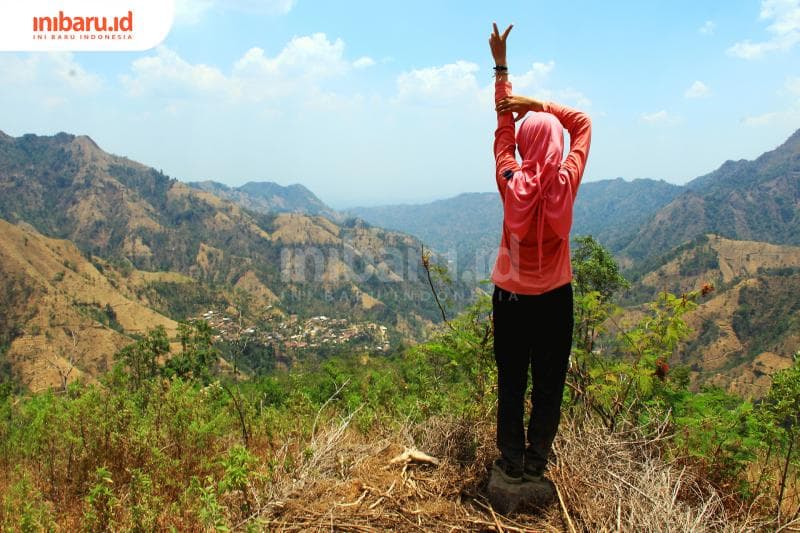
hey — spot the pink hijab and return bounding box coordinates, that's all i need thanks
[503,112,574,269]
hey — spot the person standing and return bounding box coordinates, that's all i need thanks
[487,23,592,484]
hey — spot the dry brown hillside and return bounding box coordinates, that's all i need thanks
[0,131,456,331]
[0,219,177,391]
[634,234,800,397]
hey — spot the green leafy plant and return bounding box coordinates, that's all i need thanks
[83,466,117,532]
[128,469,159,533]
[761,352,800,523]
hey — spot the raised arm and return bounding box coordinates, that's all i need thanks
[541,101,592,192]
[494,80,519,198]
[489,23,517,199]
[496,95,592,193]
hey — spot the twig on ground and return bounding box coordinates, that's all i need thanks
[555,482,577,533]
[390,447,440,466]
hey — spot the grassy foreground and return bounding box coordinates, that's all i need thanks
[2,240,799,531]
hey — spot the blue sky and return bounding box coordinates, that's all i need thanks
[1,0,799,207]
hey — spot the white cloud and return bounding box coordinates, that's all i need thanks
[234,33,349,80]
[744,75,800,124]
[396,61,480,103]
[122,47,228,97]
[511,62,591,108]
[173,0,212,25]
[684,80,711,99]
[0,53,101,93]
[52,54,103,92]
[123,33,354,102]
[743,111,783,125]
[641,110,680,124]
[511,61,555,90]
[699,20,716,35]
[556,88,592,108]
[174,0,294,25]
[353,56,376,69]
[395,59,591,111]
[728,0,800,59]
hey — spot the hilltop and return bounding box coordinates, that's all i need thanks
[622,128,800,261]
[188,180,344,223]
[0,130,481,388]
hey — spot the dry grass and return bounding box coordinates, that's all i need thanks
[549,414,772,532]
[228,406,776,532]
[0,220,180,390]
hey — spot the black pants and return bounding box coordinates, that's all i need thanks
[492,282,573,472]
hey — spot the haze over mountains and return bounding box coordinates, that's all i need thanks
[188,180,344,223]
[348,179,685,278]
[350,128,800,272]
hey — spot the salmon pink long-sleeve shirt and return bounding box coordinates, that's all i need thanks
[490,80,592,295]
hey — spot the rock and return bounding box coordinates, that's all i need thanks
[487,471,556,515]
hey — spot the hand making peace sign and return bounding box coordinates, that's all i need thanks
[489,22,513,66]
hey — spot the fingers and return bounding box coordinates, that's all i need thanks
[492,22,499,38]
[502,24,513,41]
[495,97,514,113]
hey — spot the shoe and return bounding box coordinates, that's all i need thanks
[492,458,523,484]
[523,466,544,482]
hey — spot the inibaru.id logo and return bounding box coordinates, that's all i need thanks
[1,1,172,52]
[33,10,134,33]
[33,10,134,40]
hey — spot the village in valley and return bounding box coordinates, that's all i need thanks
[192,308,391,355]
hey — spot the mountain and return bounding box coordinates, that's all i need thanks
[349,128,800,276]
[349,192,502,281]
[571,178,682,252]
[622,129,800,261]
[0,219,178,391]
[624,233,800,397]
[0,131,463,334]
[348,179,681,279]
[188,180,343,222]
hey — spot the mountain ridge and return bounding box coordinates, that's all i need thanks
[347,177,684,279]
[622,127,800,260]
[188,179,344,222]
[0,131,461,335]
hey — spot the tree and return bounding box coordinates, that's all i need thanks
[164,321,219,384]
[116,326,169,390]
[571,235,629,302]
[229,288,254,376]
[46,328,81,393]
[762,351,800,524]
[570,236,629,363]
